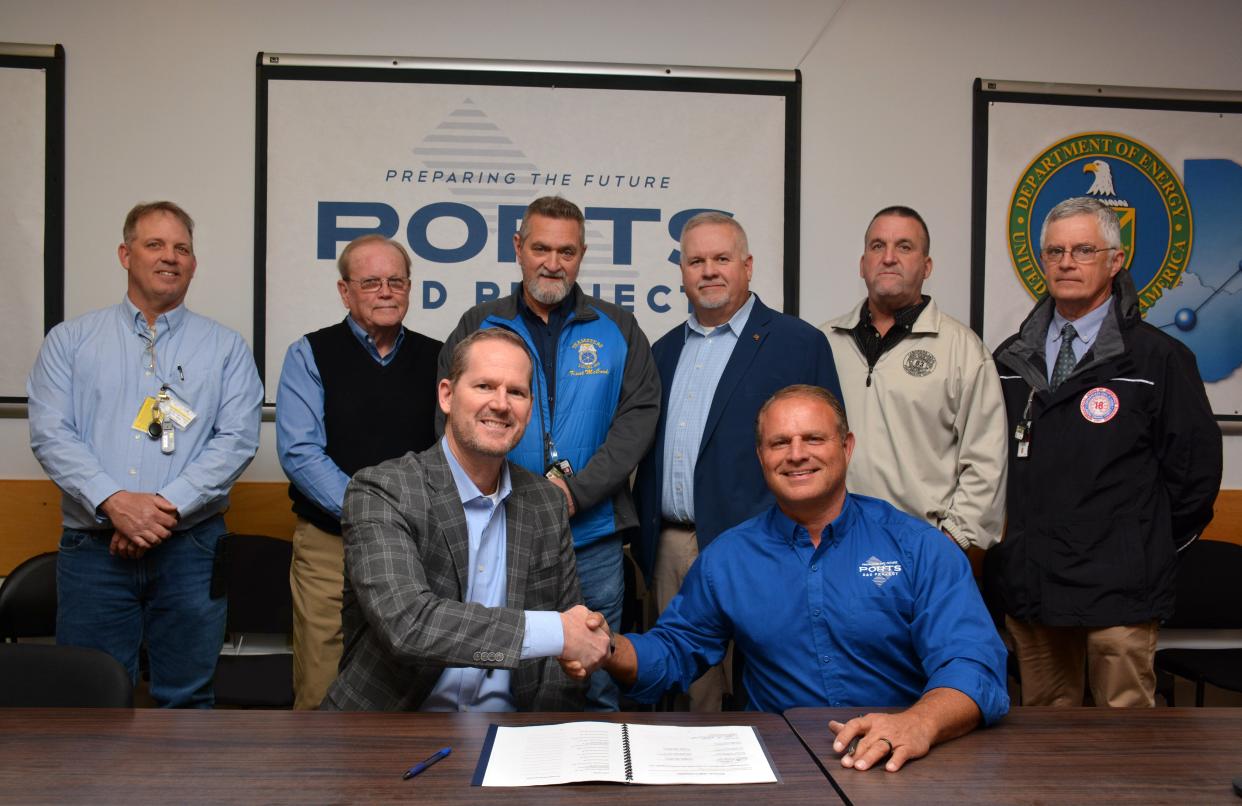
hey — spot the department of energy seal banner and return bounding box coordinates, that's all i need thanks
[973,79,1242,419]
[255,55,799,400]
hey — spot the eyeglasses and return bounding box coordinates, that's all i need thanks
[1041,245,1116,263]
[346,277,411,294]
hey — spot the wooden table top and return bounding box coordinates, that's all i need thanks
[0,709,836,804]
[785,706,1242,805]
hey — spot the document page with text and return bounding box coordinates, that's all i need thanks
[475,722,778,786]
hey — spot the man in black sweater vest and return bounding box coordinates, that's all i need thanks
[276,234,442,709]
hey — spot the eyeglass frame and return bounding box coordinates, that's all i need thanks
[1040,244,1118,264]
[344,276,412,294]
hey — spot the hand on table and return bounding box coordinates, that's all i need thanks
[829,711,935,773]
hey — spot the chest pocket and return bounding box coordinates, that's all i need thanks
[845,591,916,647]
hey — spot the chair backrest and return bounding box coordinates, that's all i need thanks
[221,534,293,634]
[1166,539,1242,629]
[0,552,58,641]
[0,643,133,707]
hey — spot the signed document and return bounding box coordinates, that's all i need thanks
[473,721,779,786]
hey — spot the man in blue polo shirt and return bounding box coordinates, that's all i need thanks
[596,384,1008,772]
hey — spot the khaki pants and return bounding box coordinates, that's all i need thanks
[1005,615,1159,707]
[652,523,732,712]
[290,518,345,710]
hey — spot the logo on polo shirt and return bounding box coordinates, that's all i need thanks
[859,556,903,588]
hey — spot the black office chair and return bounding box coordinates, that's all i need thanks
[213,534,295,708]
[0,551,58,642]
[1155,539,1242,706]
[0,643,133,707]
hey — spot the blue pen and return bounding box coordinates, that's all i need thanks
[402,747,452,780]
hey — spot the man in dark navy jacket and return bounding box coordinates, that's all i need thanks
[632,212,842,711]
[991,197,1221,707]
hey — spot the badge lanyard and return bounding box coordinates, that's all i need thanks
[140,322,180,455]
[1014,389,1035,459]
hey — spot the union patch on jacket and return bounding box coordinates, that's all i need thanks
[1080,386,1121,423]
[903,349,936,377]
[858,557,903,588]
[568,338,609,377]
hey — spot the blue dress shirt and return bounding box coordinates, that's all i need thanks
[626,494,1010,722]
[275,316,406,518]
[27,297,263,530]
[1044,296,1112,384]
[420,438,564,711]
[661,294,756,522]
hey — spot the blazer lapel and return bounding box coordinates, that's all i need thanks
[503,480,530,609]
[425,443,471,598]
[700,298,773,452]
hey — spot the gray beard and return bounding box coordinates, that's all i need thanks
[526,277,571,306]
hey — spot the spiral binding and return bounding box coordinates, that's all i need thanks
[620,723,633,782]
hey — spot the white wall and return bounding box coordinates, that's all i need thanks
[2,0,1240,485]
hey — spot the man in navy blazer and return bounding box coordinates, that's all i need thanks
[632,212,842,711]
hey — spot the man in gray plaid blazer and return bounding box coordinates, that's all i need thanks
[323,328,611,711]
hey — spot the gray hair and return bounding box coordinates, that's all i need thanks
[517,196,586,246]
[1040,197,1121,251]
[754,384,849,447]
[336,234,412,280]
[679,211,749,260]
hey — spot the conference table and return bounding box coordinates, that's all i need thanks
[786,706,1242,804]
[0,709,833,804]
[4,707,1242,803]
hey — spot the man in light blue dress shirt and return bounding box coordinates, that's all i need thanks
[632,212,843,711]
[27,201,263,707]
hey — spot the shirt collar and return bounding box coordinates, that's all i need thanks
[122,294,187,335]
[686,292,756,338]
[345,314,405,356]
[517,287,576,325]
[858,295,929,333]
[768,492,859,550]
[441,436,512,505]
[1050,295,1112,346]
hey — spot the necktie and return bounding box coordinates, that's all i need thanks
[1050,322,1078,391]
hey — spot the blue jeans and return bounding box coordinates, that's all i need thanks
[56,516,227,708]
[574,534,624,712]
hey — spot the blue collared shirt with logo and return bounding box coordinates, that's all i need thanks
[626,493,1010,722]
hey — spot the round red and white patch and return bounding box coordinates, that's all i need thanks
[1080,387,1120,423]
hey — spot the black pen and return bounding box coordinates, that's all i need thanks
[403,747,451,780]
[845,714,864,756]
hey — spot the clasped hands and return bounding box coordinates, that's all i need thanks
[99,491,180,559]
[557,605,612,680]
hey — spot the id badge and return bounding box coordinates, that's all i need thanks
[545,458,575,480]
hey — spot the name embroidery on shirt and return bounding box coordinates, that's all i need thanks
[568,338,609,376]
[859,556,903,587]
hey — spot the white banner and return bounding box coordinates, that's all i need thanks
[982,97,1242,417]
[0,65,47,399]
[262,72,793,397]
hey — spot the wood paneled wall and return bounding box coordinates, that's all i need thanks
[2,481,1240,575]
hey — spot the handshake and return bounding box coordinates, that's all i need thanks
[557,605,613,681]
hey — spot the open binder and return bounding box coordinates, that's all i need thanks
[472,721,780,786]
